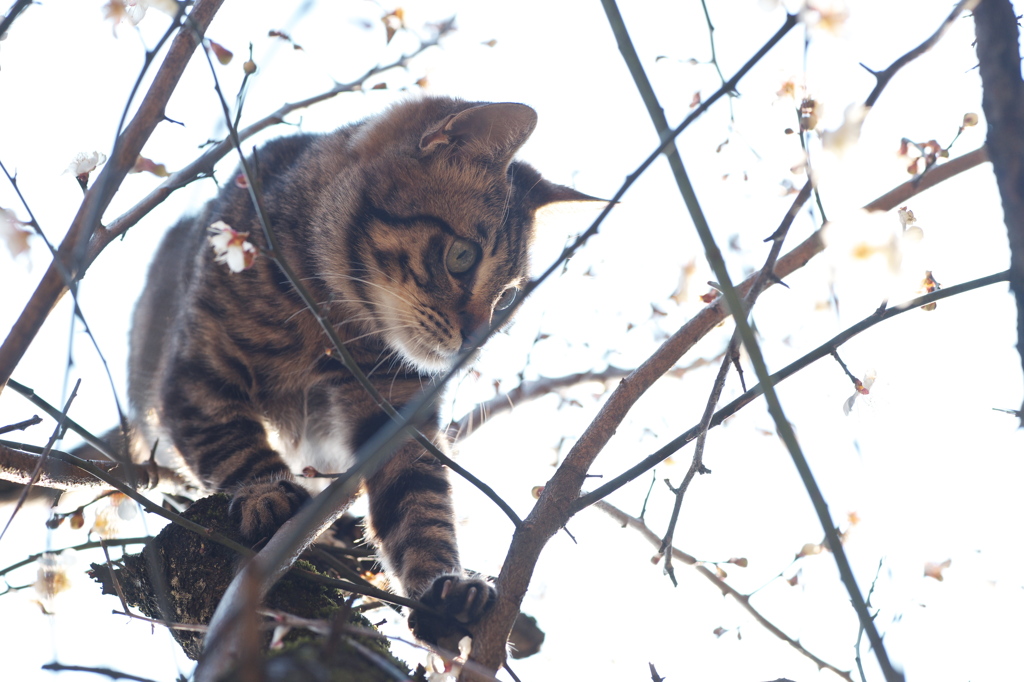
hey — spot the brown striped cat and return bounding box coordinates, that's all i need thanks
[128,97,592,645]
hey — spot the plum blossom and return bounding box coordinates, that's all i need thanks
[65,151,107,189]
[34,549,78,609]
[843,370,876,416]
[208,220,257,272]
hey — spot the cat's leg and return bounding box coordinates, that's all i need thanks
[363,429,495,646]
[159,352,309,541]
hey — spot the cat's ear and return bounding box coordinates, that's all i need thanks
[528,179,607,209]
[419,103,537,165]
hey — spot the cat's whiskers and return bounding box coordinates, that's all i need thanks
[322,271,421,310]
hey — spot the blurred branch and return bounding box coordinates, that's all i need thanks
[575,269,1010,509]
[0,537,151,580]
[0,0,32,39]
[0,442,187,493]
[594,500,853,681]
[0,0,225,394]
[40,663,157,682]
[973,0,1024,421]
[448,358,715,441]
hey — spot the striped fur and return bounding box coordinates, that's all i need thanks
[128,97,591,643]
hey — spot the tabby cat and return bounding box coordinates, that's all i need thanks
[129,96,591,644]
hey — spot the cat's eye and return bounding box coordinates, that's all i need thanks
[495,287,517,311]
[446,239,479,275]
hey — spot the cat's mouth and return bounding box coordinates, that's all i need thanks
[391,332,480,374]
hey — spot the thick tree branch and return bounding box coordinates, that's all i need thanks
[973,0,1024,420]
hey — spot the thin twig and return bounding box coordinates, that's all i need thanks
[594,499,853,681]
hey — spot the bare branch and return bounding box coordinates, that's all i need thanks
[863,0,981,108]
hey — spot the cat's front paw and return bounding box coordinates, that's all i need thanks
[228,479,311,542]
[408,574,496,647]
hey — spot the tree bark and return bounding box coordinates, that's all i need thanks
[974,0,1024,420]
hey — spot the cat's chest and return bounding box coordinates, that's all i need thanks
[263,387,359,482]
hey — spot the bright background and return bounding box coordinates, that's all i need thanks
[1,1,1022,681]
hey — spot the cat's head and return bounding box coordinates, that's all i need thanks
[323,97,597,373]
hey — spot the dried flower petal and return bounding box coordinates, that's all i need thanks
[1,207,31,258]
[131,155,169,177]
[207,39,233,65]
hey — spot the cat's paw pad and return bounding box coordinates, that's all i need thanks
[228,479,311,541]
[408,574,496,645]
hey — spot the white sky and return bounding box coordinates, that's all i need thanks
[1,1,1023,681]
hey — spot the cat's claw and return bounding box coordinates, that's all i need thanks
[228,478,311,541]
[408,574,496,646]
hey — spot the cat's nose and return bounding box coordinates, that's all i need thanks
[459,309,490,352]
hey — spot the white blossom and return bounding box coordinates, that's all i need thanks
[65,151,107,178]
[208,220,257,272]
